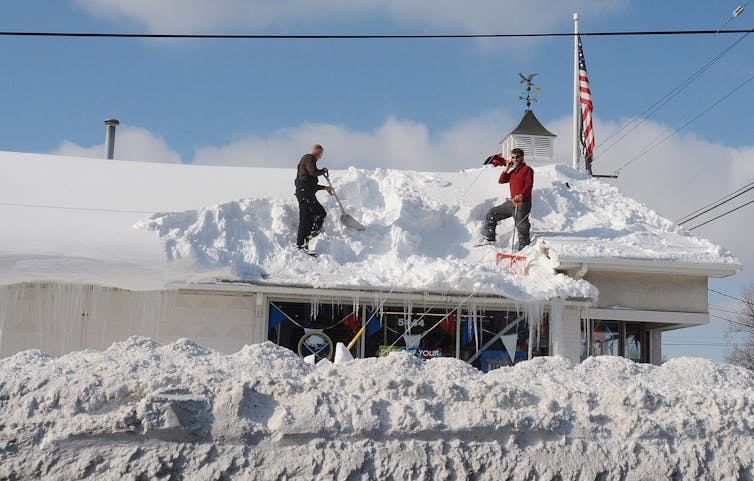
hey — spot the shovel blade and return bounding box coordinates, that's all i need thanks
[340,213,366,231]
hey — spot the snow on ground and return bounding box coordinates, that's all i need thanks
[0,151,738,301]
[1,337,752,480]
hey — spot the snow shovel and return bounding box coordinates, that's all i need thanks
[495,199,528,275]
[324,173,366,231]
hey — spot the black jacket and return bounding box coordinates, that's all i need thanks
[295,154,327,193]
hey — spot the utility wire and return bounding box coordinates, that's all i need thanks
[675,181,754,224]
[710,304,743,315]
[716,1,751,33]
[686,199,754,230]
[615,71,754,173]
[706,290,754,331]
[1,28,754,40]
[709,288,745,303]
[595,31,751,157]
[709,313,754,331]
[664,341,740,346]
[0,201,153,214]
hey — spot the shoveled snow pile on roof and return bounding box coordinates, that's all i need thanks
[1,337,752,480]
[137,163,737,299]
[0,152,738,300]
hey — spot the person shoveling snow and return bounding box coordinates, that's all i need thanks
[294,144,335,255]
[481,147,533,251]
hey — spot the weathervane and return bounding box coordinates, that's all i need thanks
[518,72,541,109]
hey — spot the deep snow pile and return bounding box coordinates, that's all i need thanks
[1,337,753,480]
[0,152,737,300]
[138,163,736,301]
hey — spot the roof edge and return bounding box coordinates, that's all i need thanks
[185,280,595,305]
[555,256,742,278]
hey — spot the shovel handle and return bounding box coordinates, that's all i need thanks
[324,175,347,213]
[346,326,365,350]
[510,204,518,253]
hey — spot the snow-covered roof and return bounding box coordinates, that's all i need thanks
[0,151,740,301]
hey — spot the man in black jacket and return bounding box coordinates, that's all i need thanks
[295,144,334,251]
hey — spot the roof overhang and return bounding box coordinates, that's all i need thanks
[184,280,594,307]
[588,307,709,326]
[554,256,741,278]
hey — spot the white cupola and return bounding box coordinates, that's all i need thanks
[500,109,556,165]
[500,73,557,165]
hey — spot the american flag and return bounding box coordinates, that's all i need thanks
[578,35,595,174]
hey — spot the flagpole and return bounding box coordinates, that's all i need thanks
[572,12,580,170]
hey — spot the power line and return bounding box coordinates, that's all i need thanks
[709,313,735,323]
[710,304,743,315]
[0,201,153,214]
[615,71,754,173]
[709,288,745,303]
[675,181,754,224]
[716,1,751,33]
[709,313,754,332]
[706,289,754,330]
[595,31,751,158]
[687,199,754,230]
[0,28,753,40]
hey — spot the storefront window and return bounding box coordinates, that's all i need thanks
[459,310,549,372]
[267,301,550,369]
[366,306,456,360]
[592,320,620,356]
[581,319,647,362]
[624,322,643,362]
[267,301,358,361]
[268,301,458,361]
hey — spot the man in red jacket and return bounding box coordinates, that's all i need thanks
[482,148,533,250]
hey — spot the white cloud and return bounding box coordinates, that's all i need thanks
[74,0,628,34]
[53,126,182,164]
[191,111,513,171]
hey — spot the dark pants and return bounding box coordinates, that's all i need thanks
[485,200,531,250]
[296,189,327,247]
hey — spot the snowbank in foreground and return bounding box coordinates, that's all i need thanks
[1,338,752,480]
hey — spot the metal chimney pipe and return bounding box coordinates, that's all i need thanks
[104,118,120,160]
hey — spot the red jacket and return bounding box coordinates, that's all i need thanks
[498,162,534,203]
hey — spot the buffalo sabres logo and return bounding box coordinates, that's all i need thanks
[297,329,334,361]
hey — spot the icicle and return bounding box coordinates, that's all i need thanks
[468,302,480,353]
[524,301,545,360]
[352,296,360,342]
[405,298,412,335]
[124,288,173,345]
[311,297,319,320]
[549,298,565,359]
[0,282,179,357]
[579,306,592,361]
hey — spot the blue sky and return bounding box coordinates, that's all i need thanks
[1,0,753,362]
